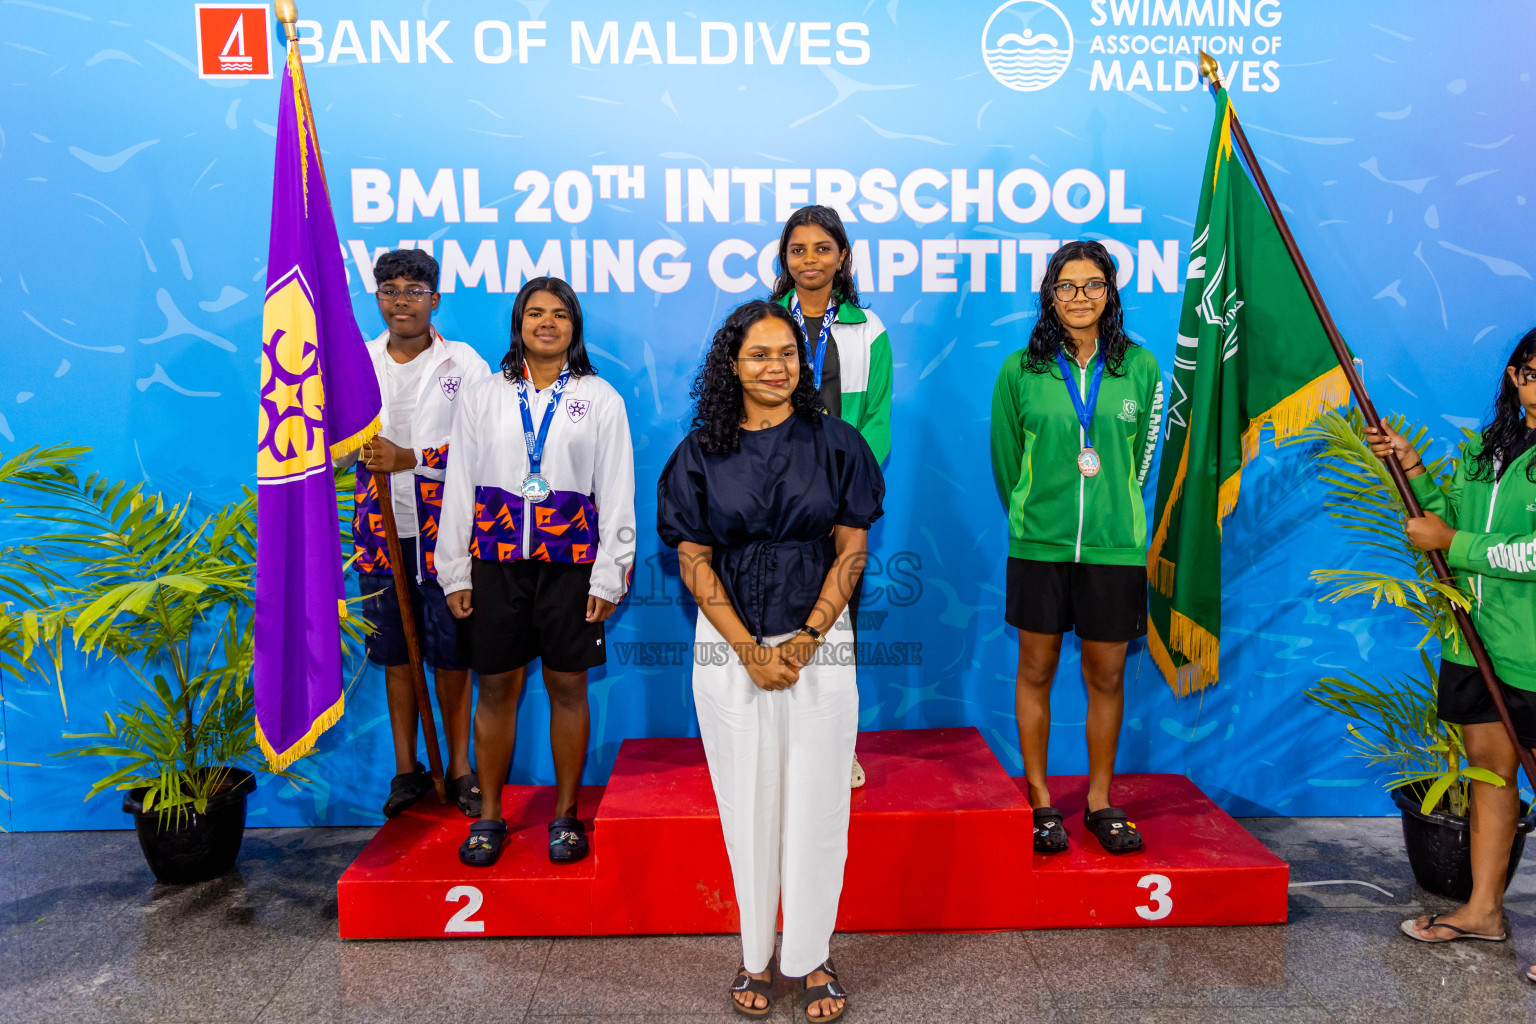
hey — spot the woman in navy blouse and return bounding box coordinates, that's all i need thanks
[658,299,883,1021]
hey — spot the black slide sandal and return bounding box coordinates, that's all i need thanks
[1033,806,1069,853]
[729,962,775,1018]
[459,820,508,867]
[1084,807,1143,854]
[801,958,847,1022]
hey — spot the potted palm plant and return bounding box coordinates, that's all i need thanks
[0,445,362,883]
[1303,410,1533,901]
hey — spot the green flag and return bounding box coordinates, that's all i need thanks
[1147,87,1352,695]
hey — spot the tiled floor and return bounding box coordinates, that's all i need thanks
[2,818,1534,1023]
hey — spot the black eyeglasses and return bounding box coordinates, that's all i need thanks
[377,286,434,302]
[1051,280,1108,301]
[1515,365,1536,387]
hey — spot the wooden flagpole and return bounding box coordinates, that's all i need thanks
[1199,52,1536,789]
[277,0,448,802]
[369,471,449,803]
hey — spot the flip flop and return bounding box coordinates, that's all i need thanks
[1525,964,1536,984]
[1399,914,1506,943]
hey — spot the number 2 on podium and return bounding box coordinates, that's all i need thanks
[1135,874,1173,921]
[445,885,486,933]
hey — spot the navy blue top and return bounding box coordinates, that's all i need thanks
[657,412,885,641]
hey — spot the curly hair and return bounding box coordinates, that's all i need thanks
[373,248,439,290]
[690,300,822,455]
[1466,327,1536,483]
[501,276,596,382]
[769,205,861,310]
[1023,239,1136,377]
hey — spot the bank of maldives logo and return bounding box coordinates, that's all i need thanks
[982,0,1074,92]
[195,4,274,80]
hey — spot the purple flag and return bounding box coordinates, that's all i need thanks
[254,46,381,770]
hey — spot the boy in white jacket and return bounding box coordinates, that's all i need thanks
[353,249,491,818]
[438,276,635,867]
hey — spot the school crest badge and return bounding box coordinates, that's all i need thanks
[566,398,590,423]
[439,375,462,400]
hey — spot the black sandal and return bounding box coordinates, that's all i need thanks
[801,958,847,1022]
[459,819,508,867]
[381,762,432,818]
[1033,806,1069,853]
[449,772,482,818]
[548,815,589,864]
[729,962,775,1018]
[1084,807,1143,854]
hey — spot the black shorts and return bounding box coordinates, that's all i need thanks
[1005,557,1147,643]
[1438,660,1536,748]
[467,558,606,675]
[359,538,469,670]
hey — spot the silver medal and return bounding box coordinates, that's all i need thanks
[520,472,552,503]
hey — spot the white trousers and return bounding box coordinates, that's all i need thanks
[692,613,859,979]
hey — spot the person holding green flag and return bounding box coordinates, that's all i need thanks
[990,240,1164,855]
[1371,331,1536,979]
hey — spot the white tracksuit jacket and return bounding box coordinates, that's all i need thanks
[435,370,635,605]
[351,329,492,581]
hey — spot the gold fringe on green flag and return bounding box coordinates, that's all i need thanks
[1146,86,1353,695]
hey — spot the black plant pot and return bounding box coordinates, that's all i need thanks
[1391,783,1534,902]
[122,770,257,885]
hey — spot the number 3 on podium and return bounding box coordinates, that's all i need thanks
[1135,874,1173,921]
[445,885,486,933]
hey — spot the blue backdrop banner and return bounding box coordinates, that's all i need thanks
[2,0,1533,830]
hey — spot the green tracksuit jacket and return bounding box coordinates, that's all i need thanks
[775,294,893,463]
[991,343,1164,565]
[1412,443,1536,691]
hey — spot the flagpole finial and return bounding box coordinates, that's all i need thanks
[1198,50,1222,88]
[275,0,298,41]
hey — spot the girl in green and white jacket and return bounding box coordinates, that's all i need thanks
[772,205,893,791]
[990,240,1163,855]
[1373,330,1536,981]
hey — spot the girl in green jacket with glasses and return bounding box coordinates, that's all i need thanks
[1375,330,1536,983]
[990,240,1163,855]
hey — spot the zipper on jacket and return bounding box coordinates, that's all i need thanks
[410,345,452,585]
[1073,351,1093,563]
[521,384,541,561]
[1474,474,1502,617]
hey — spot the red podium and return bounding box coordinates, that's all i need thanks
[337,727,1287,939]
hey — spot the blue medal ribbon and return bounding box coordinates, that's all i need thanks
[789,294,838,390]
[516,367,572,477]
[1056,345,1104,452]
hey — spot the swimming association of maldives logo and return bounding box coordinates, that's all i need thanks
[982,0,1074,93]
[195,4,273,80]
